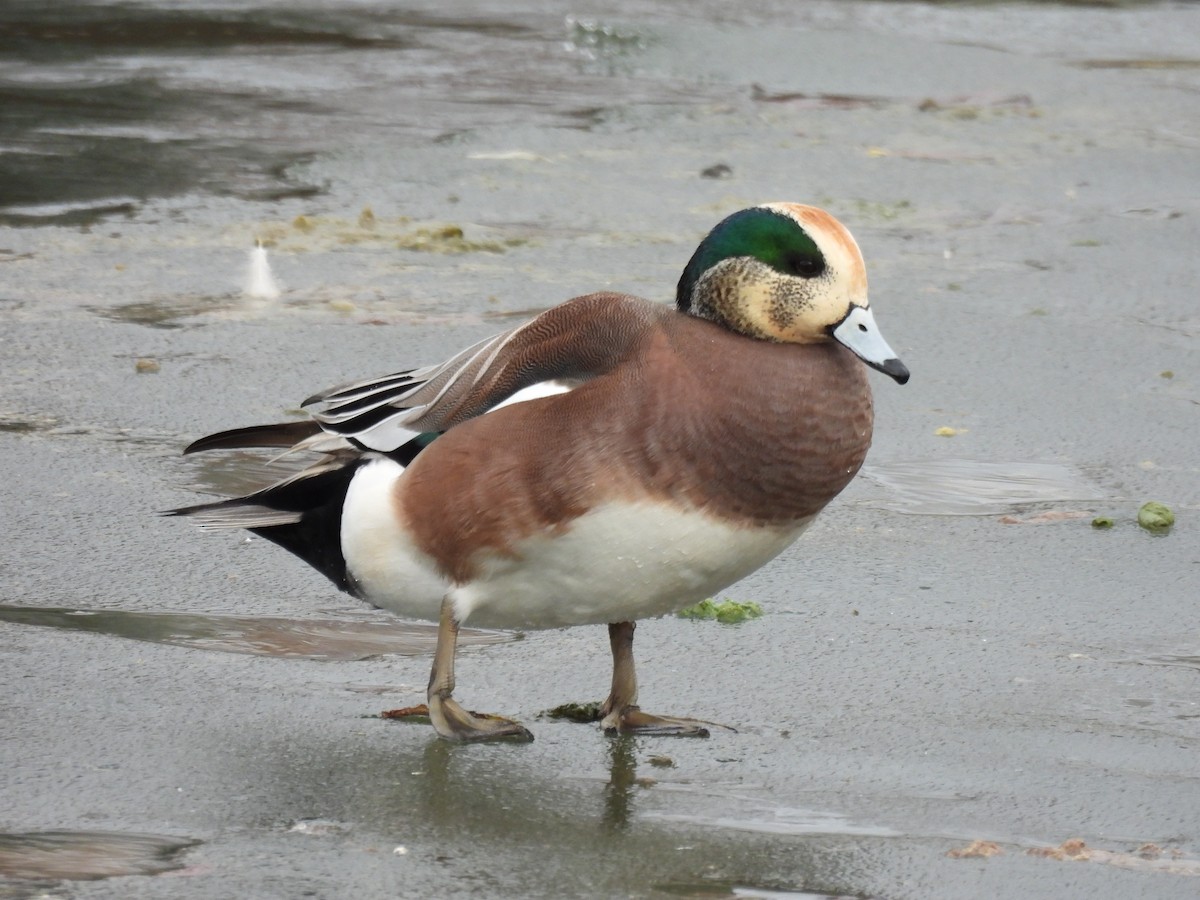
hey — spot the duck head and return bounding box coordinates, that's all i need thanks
[676,203,910,385]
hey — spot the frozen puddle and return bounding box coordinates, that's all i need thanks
[0,830,198,881]
[645,806,901,839]
[655,882,868,899]
[0,605,515,660]
[859,459,1104,515]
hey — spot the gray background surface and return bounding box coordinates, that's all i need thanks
[1,2,1197,897]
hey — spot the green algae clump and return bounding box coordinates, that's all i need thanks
[1137,501,1175,533]
[677,598,764,624]
[542,701,603,723]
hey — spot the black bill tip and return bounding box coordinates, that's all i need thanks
[873,357,910,385]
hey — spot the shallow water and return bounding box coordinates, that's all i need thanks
[0,831,197,881]
[0,2,724,225]
[0,604,513,660]
[859,459,1104,515]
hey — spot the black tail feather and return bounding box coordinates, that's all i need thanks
[170,460,365,596]
[184,421,322,455]
[172,422,444,599]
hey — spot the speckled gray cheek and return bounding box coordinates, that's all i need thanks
[693,259,774,339]
[767,262,839,332]
[766,278,817,331]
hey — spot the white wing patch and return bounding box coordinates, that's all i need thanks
[487,380,572,411]
[303,327,571,452]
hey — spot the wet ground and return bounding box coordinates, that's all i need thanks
[2,1,1198,897]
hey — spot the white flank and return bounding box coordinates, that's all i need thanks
[452,504,811,629]
[342,460,812,631]
[244,242,282,300]
[341,456,448,621]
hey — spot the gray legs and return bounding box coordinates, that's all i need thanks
[599,621,713,737]
[427,597,533,743]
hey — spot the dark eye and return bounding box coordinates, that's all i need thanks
[785,252,825,278]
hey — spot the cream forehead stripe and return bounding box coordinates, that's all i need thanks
[760,202,869,301]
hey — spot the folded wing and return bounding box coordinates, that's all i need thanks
[302,292,657,452]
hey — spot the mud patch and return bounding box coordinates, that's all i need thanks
[86,295,237,329]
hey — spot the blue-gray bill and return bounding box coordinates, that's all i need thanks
[830,306,910,385]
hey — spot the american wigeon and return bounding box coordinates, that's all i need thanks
[169,203,909,742]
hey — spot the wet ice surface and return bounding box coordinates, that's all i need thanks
[2,1,1199,898]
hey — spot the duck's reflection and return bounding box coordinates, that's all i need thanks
[408,731,643,834]
[226,723,865,898]
[601,735,640,833]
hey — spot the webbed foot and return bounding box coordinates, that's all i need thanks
[600,703,731,737]
[429,695,533,743]
[599,621,735,738]
[424,597,534,743]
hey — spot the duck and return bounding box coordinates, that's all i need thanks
[168,202,909,743]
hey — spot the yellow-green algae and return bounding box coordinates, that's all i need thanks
[676,598,763,624]
[253,212,528,254]
[1138,501,1174,532]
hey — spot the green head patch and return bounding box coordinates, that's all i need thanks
[676,207,826,310]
